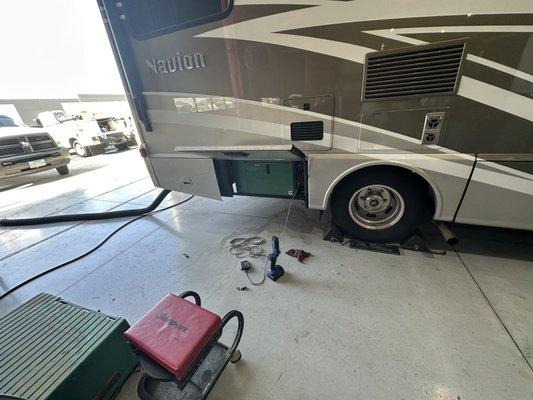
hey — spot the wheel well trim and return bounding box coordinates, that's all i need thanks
[320,160,443,218]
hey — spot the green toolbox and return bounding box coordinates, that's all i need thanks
[0,293,138,400]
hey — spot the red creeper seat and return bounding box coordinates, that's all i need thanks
[125,293,222,380]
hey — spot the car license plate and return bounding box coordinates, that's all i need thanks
[28,159,46,169]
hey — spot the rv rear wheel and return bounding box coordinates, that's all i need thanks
[331,170,429,243]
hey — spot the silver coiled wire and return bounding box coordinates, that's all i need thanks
[229,236,266,258]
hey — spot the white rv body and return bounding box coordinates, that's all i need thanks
[100,0,533,241]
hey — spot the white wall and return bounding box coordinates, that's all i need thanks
[62,101,133,119]
[0,0,124,99]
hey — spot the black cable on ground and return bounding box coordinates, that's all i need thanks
[229,190,299,287]
[0,189,172,226]
[0,194,194,300]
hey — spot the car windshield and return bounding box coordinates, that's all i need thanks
[0,115,18,127]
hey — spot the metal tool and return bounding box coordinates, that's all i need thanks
[267,236,285,281]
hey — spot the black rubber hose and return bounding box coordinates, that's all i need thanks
[0,189,171,226]
[0,194,194,300]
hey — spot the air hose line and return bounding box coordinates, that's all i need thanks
[0,189,172,226]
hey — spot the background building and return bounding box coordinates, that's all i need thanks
[0,0,127,124]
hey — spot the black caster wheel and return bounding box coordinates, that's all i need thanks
[230,349,242,364]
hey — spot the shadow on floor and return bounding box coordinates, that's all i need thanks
[447,223,533,262]
[0,163,109,190]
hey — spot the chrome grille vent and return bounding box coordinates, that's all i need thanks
[0,138,24,157]
[27,134,57,151]
[363,42,465,100]
[0,134,57,158]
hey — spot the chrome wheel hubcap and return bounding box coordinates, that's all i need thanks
[75,143,85,156]
[348,184,405,230]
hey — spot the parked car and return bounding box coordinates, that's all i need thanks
[0,115,70,178]
[35,110,129,157]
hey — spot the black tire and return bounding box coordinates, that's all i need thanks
[115,143,129,151]
[73,141,89,157]
[137,374,157,400]
[331,169,430,243]
[56,165,69,175]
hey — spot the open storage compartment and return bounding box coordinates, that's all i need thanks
[208,145,306,200]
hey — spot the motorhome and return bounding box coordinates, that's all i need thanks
[99,0,533,242]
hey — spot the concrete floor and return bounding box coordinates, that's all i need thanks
[1,150,532,399]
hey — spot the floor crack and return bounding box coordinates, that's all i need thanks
[454,247,533,374]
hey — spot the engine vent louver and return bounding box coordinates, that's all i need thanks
[363,42,465,101]
[291,121,324,141]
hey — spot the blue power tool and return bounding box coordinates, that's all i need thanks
[267,236,284,281]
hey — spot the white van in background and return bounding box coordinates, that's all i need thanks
[35,110,129,157]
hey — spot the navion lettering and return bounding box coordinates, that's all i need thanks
[146,52,207,75]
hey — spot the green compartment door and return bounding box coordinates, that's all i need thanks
[233,161,295,197]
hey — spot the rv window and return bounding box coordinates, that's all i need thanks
[124,0,232,39]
